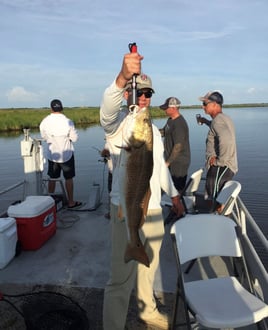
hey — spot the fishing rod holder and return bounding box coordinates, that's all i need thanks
[20,128,44,196]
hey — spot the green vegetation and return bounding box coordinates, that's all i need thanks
[0,107,100,132]
[0,103,267,132]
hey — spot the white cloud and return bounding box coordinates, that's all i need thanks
[6,86,39,103]
[0,0,267,107]
[247,88,256,94]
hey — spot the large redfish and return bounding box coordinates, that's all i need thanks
[119,105,153,267]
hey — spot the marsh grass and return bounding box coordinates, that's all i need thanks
[0,107,100,132]
[0,106,166,132]
[0,103,265,132]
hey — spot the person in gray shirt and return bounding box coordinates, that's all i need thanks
[159,97,191,193]
[198,91,238,205]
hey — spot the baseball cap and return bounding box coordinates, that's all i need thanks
[50,99,63,112]
[125,74,155,93]
[159,97,181,110]
[199,91,224,105]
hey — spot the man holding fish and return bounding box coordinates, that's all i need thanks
[100,48,184,329]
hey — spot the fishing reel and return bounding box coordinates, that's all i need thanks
[92,146,109,164]
[98,156,108,164]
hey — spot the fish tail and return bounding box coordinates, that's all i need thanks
[124,242,150,267]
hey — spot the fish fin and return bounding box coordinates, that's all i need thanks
[124,242,150,267]
[139,188,151,227]
[115,144,131,152]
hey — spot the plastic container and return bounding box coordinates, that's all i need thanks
[0,217,17,269]
[7,196,56,250]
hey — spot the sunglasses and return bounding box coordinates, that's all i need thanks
[202,101,212,106]
[136,90,153,98]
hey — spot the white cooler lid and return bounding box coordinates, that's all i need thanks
[7,196,55,218]
[0,217,16,232]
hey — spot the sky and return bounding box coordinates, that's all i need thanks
[0,0,268,108]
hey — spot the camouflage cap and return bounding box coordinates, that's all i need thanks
[199,91,224,105]
[159,97,181,110]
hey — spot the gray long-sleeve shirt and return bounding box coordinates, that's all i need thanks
[206,113,238,174]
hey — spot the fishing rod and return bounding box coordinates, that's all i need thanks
[128,42,138,106]
[92,146,108,163]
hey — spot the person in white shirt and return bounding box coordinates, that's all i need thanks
[100,50,184,329]
[39,99,81,209]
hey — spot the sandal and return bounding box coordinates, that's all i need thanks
[68,201,82,209]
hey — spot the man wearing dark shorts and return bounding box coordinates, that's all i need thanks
[40,99,81,208]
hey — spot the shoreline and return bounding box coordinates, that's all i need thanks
[0,102,268,111]
[0,104,267,133]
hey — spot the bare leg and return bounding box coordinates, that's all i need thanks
[65,178,74,206]
[48,180,56,194]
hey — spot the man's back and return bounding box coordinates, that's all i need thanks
[40,113,78,163]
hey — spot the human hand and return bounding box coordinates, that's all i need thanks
[171,195,185,218]
[116,52,144,88]
[159,128,164,137]
[101,148,110,158]
[196,114,202,125]
[199,116,207,125]
[209,156,217,166]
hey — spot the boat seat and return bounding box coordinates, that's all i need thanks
[170,214,268,330]
[161,168,204,213]
[184,180,242,274]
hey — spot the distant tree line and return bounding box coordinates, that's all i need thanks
[0,103,267,132]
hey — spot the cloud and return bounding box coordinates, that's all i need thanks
[6,86,39,103]
[247,87,256,94]
[0,0,267,107]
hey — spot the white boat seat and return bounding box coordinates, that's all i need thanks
[170,214,268,329]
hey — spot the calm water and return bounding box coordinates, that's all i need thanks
[0,107,267,236]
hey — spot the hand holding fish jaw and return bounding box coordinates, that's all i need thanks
[116,53,144,88]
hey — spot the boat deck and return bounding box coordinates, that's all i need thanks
[0,193,267,329]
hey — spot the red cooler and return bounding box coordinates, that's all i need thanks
[7,196,56,250]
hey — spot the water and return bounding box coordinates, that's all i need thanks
[0,107,267,236]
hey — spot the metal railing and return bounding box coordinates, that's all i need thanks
[0,180,26,217]
[0,180,26,197]
[0,178,67,216]
[231,196,268,304]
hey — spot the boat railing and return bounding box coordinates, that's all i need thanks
[0,180,26,217]
[0,178,68,217]
[235,196,268,250]
[0,180,26,197]
[232,196,268,304]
